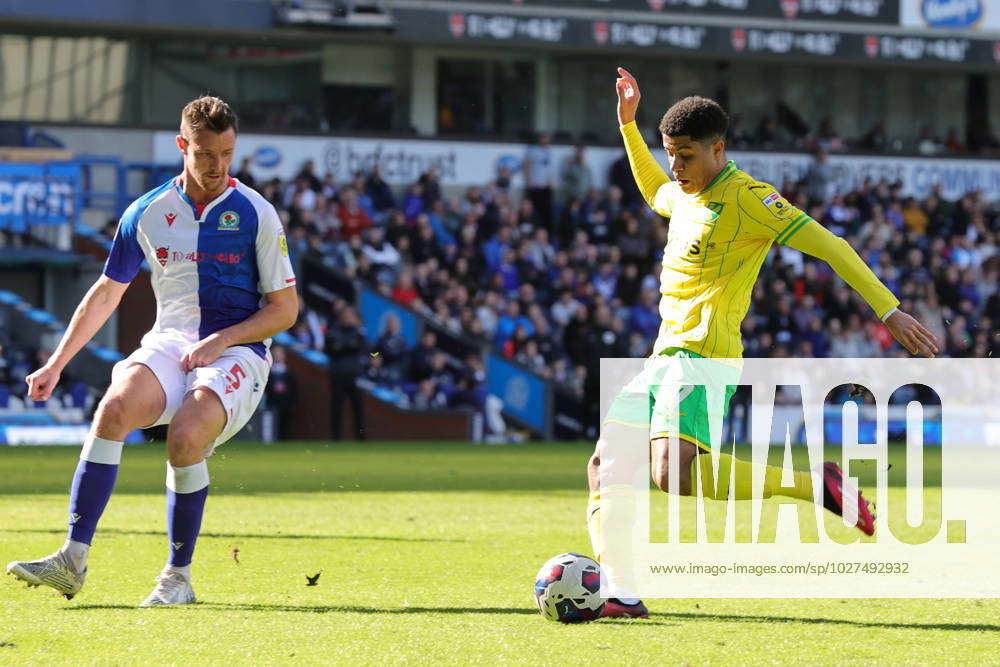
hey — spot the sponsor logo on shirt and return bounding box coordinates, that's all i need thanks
[218,210,241,231]
[171,250,245,265]
[707,202,725,221]
[165,212,177,227]
[760,191,793,219]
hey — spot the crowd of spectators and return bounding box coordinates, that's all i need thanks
[0,341,94,415]
[242,141,1000,426]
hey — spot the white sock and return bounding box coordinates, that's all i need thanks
[616,597,641,605]
[81,434,124,464]
[166,460,209,494]
[61,539,89,571]
[164,563,191,580]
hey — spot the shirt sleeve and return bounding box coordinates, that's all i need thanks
[784,220,900,319]
[102,207,144,284]
[620,121,673,217]
[256,204,296,293]
[737,180,898,318]
[735,181,809,243]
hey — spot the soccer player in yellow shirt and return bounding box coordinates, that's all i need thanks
[589,68,940,618]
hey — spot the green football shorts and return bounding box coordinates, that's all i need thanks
[602,347,740,451]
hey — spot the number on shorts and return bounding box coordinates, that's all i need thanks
[229,363,246,389]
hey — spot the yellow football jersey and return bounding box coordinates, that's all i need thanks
[620,121,898,359]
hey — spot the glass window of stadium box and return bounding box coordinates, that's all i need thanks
[436,58,535,139]
[727,62,971,154]
[320,43,410,133]
[553,56,720,145]
[144,41,323,130]
[0,34,133,124]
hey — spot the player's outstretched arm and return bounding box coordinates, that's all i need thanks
[26,275,130,401]
[784,221,939,357]
[180,286,298,372]
[615,67,671,213]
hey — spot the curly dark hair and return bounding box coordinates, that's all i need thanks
[658,96,729,143]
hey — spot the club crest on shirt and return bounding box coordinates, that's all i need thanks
[758,190,794,219]
[706,202,725,221]
[218,210,241,231]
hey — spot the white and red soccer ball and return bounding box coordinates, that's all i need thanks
[533,553,604,623]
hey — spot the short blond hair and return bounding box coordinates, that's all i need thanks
[180,96,238,136]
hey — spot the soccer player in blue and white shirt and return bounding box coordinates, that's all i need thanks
[6,97,298,606]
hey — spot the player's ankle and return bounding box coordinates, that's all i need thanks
[61,539,89,572]
[164,563,192,580]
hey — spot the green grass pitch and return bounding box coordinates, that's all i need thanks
[1,441,998,664]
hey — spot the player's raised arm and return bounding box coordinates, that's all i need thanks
[615,68,671,215]
[615,67,641,127]
[26,275,130,401]
[783,220,940,358]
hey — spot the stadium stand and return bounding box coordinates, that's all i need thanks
[245,152,999,438]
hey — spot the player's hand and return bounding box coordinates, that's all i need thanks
[885,310,940,358]
[615,67,641,127]
[26,364,61,402]
[181,333,230,373]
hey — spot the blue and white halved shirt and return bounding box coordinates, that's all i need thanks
[103,176,296,358]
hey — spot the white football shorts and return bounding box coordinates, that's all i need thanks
[112,330,271,453]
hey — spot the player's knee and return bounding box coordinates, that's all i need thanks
[650,460,669,494]
[167,425,210,465]
[94,391,132,433]
[588,443,601,471]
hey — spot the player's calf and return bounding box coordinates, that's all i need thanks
[649,435,700,496]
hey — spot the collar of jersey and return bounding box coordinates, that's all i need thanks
[697,160,738,196]
[174,176,235,221]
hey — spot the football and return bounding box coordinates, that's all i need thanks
[533,552,605,623]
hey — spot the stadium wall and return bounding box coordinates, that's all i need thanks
[37,124,1000,207]
[142,129,999,201]
[282,343,475,441]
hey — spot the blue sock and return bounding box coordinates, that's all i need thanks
[166,461,209,567]
[67,436,123,545]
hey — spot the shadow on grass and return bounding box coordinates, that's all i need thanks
[65,602,537,615]
[8,528,461,543]
[60,604,1000,631]
[628,611,1000,633]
